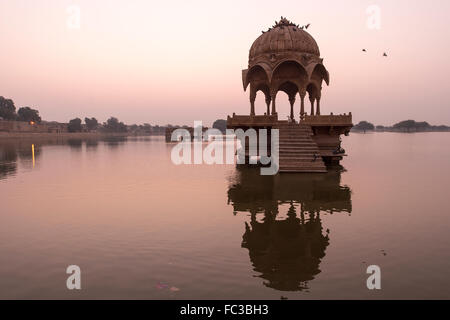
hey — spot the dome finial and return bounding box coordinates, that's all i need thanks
[265,18,311,32]
[273,16,296,29]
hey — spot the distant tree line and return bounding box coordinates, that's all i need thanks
[1,95,186,135]
[69,117,128,133]
[352,120,450,133]
[68,118,201,135]
[0,96,41,123]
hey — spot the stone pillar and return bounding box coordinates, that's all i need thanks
[309,96,315,116]
[271,94,277,115]
[300,89,306,120]
[250,90,256,116]
[316,96,321,115]
[265,96,271,115]
[289,95,296,121]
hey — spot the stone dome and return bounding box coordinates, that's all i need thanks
[249,17,320,64]
[241,17,330,119]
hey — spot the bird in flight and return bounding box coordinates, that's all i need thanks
[362,49,367,52]
[383,52,388,57]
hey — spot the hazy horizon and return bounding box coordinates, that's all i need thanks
[1,0,449,127]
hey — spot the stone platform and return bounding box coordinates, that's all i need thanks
[227,113,353,172]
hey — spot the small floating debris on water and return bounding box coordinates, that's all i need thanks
[156,282,169,289]
[156,282,180,292]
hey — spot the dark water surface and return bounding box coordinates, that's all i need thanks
[1,133,449,299]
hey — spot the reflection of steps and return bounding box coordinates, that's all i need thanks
[275,123,327,173]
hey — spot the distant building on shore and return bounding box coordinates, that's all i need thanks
[0,120,68,133]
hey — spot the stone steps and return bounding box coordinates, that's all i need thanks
[279,146,318,150]
[279,138,316,143]
[280,161,325,167]
[275,124,327,173]
[279,142,317,146]
[279,137,314,141]
[280,154,318,158]
[279,151,319,156]
[279,168,327,173]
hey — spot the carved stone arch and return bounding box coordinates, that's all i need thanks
[277,81,299,97]
[243,63,271,91]
[254,82,269,93]
[276,80,300,120]
[310,63,330,86]
[255,83,272,115]
[272,60,308,85]
[272,58,307,71]
[249,81,272,115]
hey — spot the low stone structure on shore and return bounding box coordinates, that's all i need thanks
[0,120,68,134]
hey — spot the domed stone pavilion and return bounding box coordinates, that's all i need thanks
[243,17,329,119]
[227,17,353,172]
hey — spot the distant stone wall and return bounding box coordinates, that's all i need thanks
[0,120,68,133]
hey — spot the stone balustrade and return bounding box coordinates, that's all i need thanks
[227,114,279,127]
[302,113,353,126]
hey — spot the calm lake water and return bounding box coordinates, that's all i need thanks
[1,133,449,299]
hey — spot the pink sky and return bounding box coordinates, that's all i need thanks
[1,0,449,126]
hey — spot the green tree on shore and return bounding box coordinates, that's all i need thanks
[85,117,99,131]
[68,118,82,132]
[17,107,41,123]
[103,117,127,132]
[0,96,17,120]
[354,121,375,133]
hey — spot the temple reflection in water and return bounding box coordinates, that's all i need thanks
[227,167,352,291]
